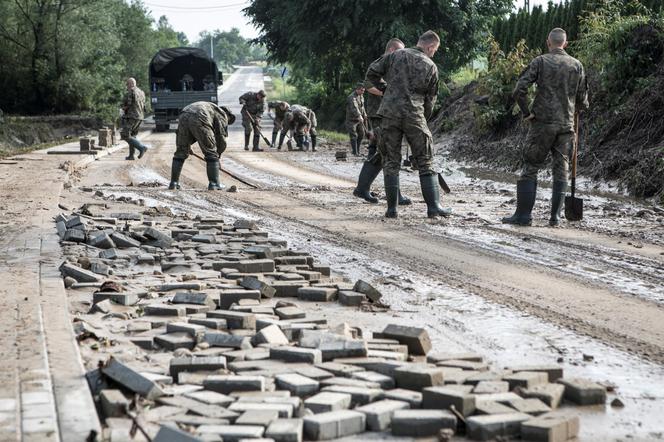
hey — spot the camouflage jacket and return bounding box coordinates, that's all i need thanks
[366,46,438,121]
[364,56,386,118]
[239,92,265,116]
[286,105,312,128]
[181,101,234,153]
[513,48,589,128]
[345,91,366,123]
[268,101,290,121]
[122,87,145,120]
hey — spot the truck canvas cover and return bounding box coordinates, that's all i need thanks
[149,47,217,92]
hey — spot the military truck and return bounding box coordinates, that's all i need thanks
[149,47,223,131]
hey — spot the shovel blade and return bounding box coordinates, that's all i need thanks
[564,196,583,221]
[438,173,451,194]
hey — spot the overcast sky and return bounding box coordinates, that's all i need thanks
[143,0,560,42]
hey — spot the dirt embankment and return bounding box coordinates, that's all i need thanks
[433,67,664,203]
[0,115,105,157]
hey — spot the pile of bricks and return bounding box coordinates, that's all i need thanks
[56,206,607,442]
[80,136,97,152]
[98,127,114,147]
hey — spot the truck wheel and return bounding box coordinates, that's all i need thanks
[155,124,168,132]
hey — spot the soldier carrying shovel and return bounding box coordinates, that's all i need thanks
[502,27,589,227]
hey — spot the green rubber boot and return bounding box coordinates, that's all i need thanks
[502,179,537,226]
[549,180,567,226]
[420,173,452,218]
[207,160,224,190]
[384,174,399,218]
[168,158,184,189]
[353,161,381,203]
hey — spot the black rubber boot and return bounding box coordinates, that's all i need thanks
[136,141,147,159]
[311,134,317,151]
[278,133,286,150]
[207,160,223,190]
[350,138,358,156]
[502,179,537,226]
[398,191,412,206]
[168,158,184,190]
[384,174,399,218]
[353,161,381,203]
[271,131,278,148]
[125,141,135,160]
[549,180,567,226]
[294,134,304,150]
[252,134,263,151]
[244,134,250,151]
[420,173,452,218]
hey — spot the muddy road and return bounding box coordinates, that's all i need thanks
[64,66,664,440]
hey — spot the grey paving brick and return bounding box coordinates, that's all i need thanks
[303,410,365,441]
[356,399,409,431]
[422,386,476,416]
[466,412,532,441]
[391,409,457,436]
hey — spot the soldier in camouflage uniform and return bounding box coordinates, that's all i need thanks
[284,105,318,151]
[239,90,266,151]
[353,38,411,206]
[268,101,290,149]
[367,31,451,218]
[345,83,367,156]
[503,28,589,226]
[168,101,235,191]
[121,78,149,160]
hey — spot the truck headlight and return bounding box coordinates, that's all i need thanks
[210,96,217,102]
[151,97,158,103]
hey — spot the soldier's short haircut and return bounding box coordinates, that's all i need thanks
[385,38,404,53]
[127,77,136,87]
[418,30,440,46]
[548,28,567,46]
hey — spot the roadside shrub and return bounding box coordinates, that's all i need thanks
[472,39,539,133]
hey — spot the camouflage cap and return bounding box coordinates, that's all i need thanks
[355,82,366,89]
[257,89,266,97]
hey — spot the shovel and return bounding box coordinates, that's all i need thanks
[243,111,272,148]
[565,113,583,221]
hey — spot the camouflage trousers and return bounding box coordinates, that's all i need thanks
[272,116,288,136]
[520,122,573,182]
[366,116,384,166]
[174,112,224,161]
[242,113,262,136]
[346,120,365,142]
[380,116,434,176]
[120,117,142,140]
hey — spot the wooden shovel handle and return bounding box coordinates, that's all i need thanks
[571,112,579,179]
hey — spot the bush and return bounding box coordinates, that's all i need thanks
[471,39,539,133]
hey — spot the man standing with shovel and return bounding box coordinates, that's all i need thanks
[239,90,267,151]
[503,28,589,227]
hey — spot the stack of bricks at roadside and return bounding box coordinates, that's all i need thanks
[98,127,114,147]
[57,208,607,442]
[79,136,97,152]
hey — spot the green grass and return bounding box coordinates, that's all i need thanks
[450,66,481,87]
[318,129,347,143]
[267,75,297,102]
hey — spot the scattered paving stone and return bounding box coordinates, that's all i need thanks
[475,401,518,415]
[352,280,382,302]
[61,262,102,283]
[356,399,409,431]
[101,358,164,399]
[203,375,266,394]
[320,385,383,406]
[155,332,196,351]
[391,409,457,436]
[509,365,564,382]
[253,324,289,346]
[173,292,217,308]
[378,324,431,356]
[297,287,337,302]
[557,378,607,405]
[143,304,186,317]
[337,290,366,306]
[198,424,265,441]
[422,386,476,416]
[153,425,203,442]
[204,333,253,349]
[521,415,580,442]
[507,398,552,416]
[170,356,227,382]
[264,418,303,442]
[466,412,532,441]
[303,410,366,440]
[304,392,352,414]
[394,365,445,391]
[236,410,279,427]
[241,276,276,298]
[350,371,395,389]
[518,383,565,409]
[275,374,319,397]
[270,347,322,364]
[474,381,509,394]
[504,371,549,390]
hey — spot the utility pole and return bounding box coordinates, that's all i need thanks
[524,0,530,12]
[210,34,214,59]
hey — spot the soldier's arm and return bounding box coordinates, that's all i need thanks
[366,56,390,93]
[513,57,540,118]
[122,91,132,112]
[347,95,362,121]
[239,92,249,104]
[424,66,439,120]
[576,64,589,112]
[213,115,227,154]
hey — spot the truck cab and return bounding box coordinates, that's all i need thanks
[149,47,222,131]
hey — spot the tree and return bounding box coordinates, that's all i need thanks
[195,28,265,70]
